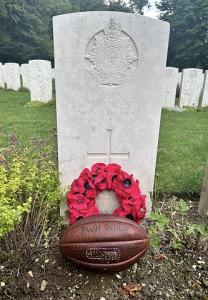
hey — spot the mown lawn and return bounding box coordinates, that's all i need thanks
[0,89,57,147]
[0,89,208,194]
[156,109,208,194]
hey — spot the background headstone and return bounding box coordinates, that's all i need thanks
[51,68,55,79]
[163,67,178,107]
[0,63,4,88]
[177,72,182,88]
[3,63,21,91]
[179,68,204,107]
[201,70,208,106]
[53,12,170,215]
[29,60,52,102]
[20,63,30,89]
[176,71,182,98]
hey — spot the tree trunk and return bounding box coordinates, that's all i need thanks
[198,161,208,215]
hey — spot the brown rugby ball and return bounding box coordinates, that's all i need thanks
[60,215,149,272]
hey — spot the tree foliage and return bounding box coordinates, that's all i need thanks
[0,0,73,63]
[70,0,106,12]
[156,0,208,69]
[0,0,132,64]
[129,0,150,14]
[107,0,131,12]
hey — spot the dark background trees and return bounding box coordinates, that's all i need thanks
[129,0,150,14]
[0,0,134,64]
[157,0,208,70]
[1,0,208,70]
[0,0,73,63]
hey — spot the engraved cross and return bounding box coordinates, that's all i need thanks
[87,130,129,163]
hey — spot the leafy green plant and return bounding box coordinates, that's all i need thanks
[148,211,170,250]
[186,223,207,237]
[174,199,190,214]
[150,211,169,230]
[148,199,208,252]
[0,137,61,251]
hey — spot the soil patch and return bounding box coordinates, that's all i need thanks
[1,200,208,300]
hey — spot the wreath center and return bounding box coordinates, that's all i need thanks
[95,190,120,214]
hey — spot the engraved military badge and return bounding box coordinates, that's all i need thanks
[85,19,138,86]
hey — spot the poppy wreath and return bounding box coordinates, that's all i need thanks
[66,163,147,224]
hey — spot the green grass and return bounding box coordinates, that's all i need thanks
[0,89,208,194]
[156,109,208,194]
[0,89,57,147]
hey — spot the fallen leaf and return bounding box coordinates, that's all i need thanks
[191,280,201,289]
[121,283,143,296]
[154,253,168,261]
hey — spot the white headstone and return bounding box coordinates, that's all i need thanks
[177,72,182,88]
[53,12,170,215]
[3,63,21,91]
[201,70,208,106]
[179,68,204,107]
[176,72,182,101]
[0,63,4,88]
[20,63,30,89]
[51,68,55,79]
[163,67,178,107]
[29,60,52,102]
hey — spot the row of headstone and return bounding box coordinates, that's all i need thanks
[163,67,208,108]
[1,60,208,108]
[0,61,53,103]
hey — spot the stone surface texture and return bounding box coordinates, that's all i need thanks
[53,12,170,214]
[3,63,21,91]
[21,63,30,89]
[95,191,120,214]
[51,68,55,79]
[0,63,4,88]
[29,60,52,102]
[163,67,178,107]
[179,68,204,107]
[201,70,208,106]
[177,72,182,87]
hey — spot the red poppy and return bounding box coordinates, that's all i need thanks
[91,163,106,175]
[85,188,97,199]
[71,168,95,195]
[67,163,147,224]
[67,194,92,210]
[106,163,121,189]
[69,205,99,224]
[113,207,127,218]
